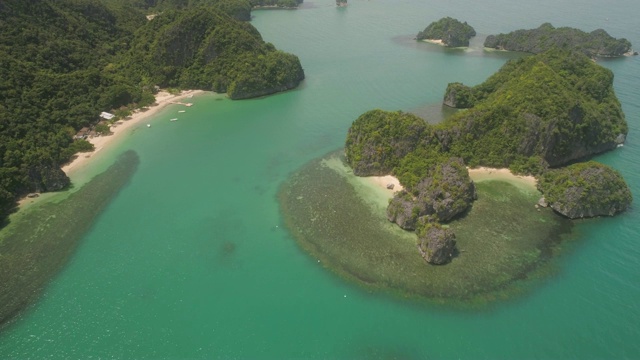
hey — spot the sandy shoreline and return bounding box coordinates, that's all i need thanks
[467,167,537,188]
[422,39,445,46]
[364,167,537,194]
[61,89,205,176]
[364,175,404,194]
[18,90,205,208]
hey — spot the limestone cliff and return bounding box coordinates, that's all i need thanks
[416,17,476,47]
[387,157,476,230]
[537,161,632,218]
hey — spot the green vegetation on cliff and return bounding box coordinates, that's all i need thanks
[441,49,627,169]
[416,17,476,47]
[345,49,630,235]
[537,161,632,218]
[0,0,304,222]
[484,23,633,57]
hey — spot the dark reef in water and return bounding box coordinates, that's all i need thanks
[278,152,573,305]
[0,150,140,328]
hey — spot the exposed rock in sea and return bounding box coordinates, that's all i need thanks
[416,17,476,47]
[387,157,476,230]
[537,161,632,219]
[484,23,632,58]
[417,222,457,265]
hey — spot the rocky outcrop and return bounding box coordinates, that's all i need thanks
[417,222,457,265]
[443,82,475,108]
[345,110,430,176]
[484,23,632,58]
[27,163,70,193]
[386,157,476,230]
[416,17,476,47]
[228,53,306,99]
[537,161,632,219]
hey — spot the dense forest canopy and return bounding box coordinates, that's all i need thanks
[0,0,304,223]
[484,23,633,57]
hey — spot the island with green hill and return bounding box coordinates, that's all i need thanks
[484,23,635,57]
[347,49,632,262]
[416,17,476,47]
[280,49,632,302]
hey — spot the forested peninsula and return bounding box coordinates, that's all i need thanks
[416,17,476,47]
[0,0,305,223]
[484,23,635,57]
[345,49,631,264]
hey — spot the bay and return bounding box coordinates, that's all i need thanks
[1,0,639,358]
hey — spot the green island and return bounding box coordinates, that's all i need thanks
[416,17,476,47]
[484,23,636,57]
[0,0,305,224]
[279,49,632,303]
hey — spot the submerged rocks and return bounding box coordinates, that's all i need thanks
[417,222,457,265]
[537,161,632,218]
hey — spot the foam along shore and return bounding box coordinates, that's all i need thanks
[467,166,537,188]
[61,89,205,176]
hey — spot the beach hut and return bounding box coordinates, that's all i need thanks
[99,112,115,120]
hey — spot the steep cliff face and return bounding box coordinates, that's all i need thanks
[132,7,305,98]
[443,82,475,108]
[344,110,429,176]
[386,157,476,230]
[537,161,632,218]
[416,222,457,265]
[484,23,633,57]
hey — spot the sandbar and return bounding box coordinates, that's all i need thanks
[467,166,537,189]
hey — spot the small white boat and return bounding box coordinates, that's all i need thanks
[170,118,178,122]
[178,110,186,113]
[147,124,151,128]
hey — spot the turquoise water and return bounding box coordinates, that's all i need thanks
[1,0,639,358]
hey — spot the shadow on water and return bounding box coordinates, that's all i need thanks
[278,150,574,309]
[0,150,140,329]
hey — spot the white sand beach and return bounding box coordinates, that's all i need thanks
[361,167,536,196]
[467,167,537,188]
[61,90,205,176]
[364,175,404,194]
[422,39,445,46]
